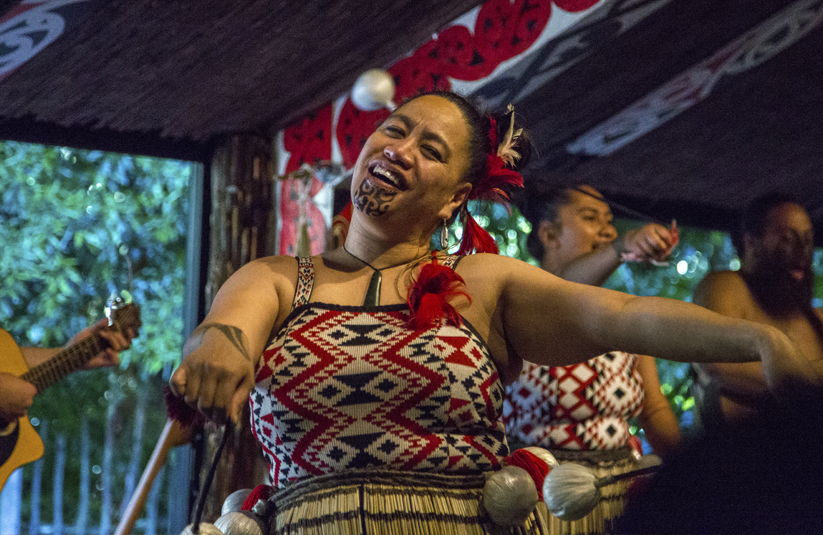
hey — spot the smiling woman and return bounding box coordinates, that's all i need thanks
[169,91,823,535]
[506,185,682,534]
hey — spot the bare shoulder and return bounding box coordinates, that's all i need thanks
[693,270,750,316]
[236,255,299,280]
[455,253,542,279]
[694,270,747,296]
[215,255,300,305]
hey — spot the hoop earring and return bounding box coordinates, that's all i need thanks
[439,219,449,250]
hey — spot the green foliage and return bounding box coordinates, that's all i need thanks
[0,140,193,528]
[0,141,192,373]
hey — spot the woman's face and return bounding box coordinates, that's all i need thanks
[350,95,473,233]
[549,186,618,264]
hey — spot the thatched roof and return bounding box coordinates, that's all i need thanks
[1,0,821,240]
[0,0,484,157]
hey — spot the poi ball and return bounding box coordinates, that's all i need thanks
[483,465,539,526]
[179,522,224,535]
[214,511,265,535]
[522,447,559,470]
[221,488,253,515]
[351,68,396,111]
[542,463,601,521]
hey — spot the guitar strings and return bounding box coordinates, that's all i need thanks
[23,307,138,392]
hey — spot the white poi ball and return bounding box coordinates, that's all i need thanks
[214,511,265,535]
[542,463,601,521]
[522,447,559,470]
[221,488,253,516]
[351,68,396,111]
[483,465,539,526]
[179,522,224,535]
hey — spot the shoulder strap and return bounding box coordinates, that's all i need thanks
[291,257,315,310]
[440,254,461,270]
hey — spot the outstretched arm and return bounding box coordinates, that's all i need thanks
[558,223,676,286]
[492,257,816,403]
[169,257,291,424]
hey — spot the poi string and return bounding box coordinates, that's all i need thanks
[570,186,679,265]
[570,185,670,227]
[190,422,234,534]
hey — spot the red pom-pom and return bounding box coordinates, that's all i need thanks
[406,256,470,330]
[457,208,499,255]
[241,484,273,511]
[163,385,204,429]
[504,449,553,500]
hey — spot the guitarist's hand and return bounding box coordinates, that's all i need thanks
[68,318,137,370]
[0,373,37,422]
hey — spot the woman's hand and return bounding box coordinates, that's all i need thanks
[169,324,258,425]
[758,326,823,407]
[621,223,677,263]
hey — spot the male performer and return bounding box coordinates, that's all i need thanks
[692,192,823,426]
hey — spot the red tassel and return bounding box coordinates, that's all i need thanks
[241,484,273,511]
[163,385,204,429]
[504,449,553,501]
[406,256,470,330]
[457,207,499,255]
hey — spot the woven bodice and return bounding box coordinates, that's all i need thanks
[250,256,508,487]
[503,352,645,450]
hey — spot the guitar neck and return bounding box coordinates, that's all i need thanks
[21,333,109,393]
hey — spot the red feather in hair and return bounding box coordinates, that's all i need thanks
[457,111,525,255]
[406,255,471,330]
[457,206,499,255]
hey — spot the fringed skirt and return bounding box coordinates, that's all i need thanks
[545,447,637,535]
[268,469,551,535]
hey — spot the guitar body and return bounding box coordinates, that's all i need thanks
[0,329,45,491]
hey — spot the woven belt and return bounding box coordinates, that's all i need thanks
[271,468,488,510]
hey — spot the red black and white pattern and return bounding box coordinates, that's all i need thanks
[250,258,507,487]
[503,352,644,450]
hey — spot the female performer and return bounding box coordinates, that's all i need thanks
[505,185,681,534]
[170,91,817,535]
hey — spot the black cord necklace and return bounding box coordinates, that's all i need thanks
[343,245,424,306]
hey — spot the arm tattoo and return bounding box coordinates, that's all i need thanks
[196,323,252,361]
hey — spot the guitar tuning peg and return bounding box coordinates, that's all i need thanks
[106,292,125,326]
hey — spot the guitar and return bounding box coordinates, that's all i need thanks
[0,294,140,491]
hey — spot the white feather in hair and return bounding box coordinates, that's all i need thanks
[496,103,523,168]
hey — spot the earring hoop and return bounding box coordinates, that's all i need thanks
[439,219,449,250]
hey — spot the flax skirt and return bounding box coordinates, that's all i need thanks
[268,469,551,535]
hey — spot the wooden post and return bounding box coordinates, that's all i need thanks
[199,133,274,523]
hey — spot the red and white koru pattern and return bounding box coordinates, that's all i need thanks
[277,0,604,255]
[503,352,644,450]
[250,256,507,487]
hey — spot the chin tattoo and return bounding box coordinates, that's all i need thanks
[354,180,397,216]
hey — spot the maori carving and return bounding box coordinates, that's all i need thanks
[0,0,89,78]
[567,0,823,157]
